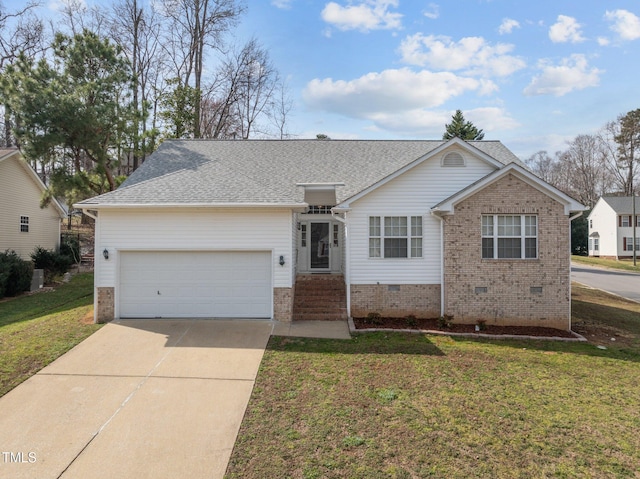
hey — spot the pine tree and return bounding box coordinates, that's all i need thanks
[443,110,485,140]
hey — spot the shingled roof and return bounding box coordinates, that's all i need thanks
[76,139,522,207]
[600,196,640,213]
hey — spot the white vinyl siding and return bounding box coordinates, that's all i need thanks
[349,150,496,284]
[0,155,62,259]
[95,208,294,319]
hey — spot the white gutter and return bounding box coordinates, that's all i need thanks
[430,209,445,316]
[73,202,308,210]
[81,208,98,220]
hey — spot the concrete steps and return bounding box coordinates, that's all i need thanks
[293,275,347,321]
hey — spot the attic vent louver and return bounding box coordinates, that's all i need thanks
[442,152,465,167]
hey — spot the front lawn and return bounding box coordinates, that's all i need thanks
[0,273,101,397]
[227,286,640,478]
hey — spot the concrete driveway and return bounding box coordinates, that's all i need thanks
[0,319,272,479]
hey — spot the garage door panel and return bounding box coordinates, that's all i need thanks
[119,251,272,319]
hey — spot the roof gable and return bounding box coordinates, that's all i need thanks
[334,138,506,209]
[432,163,586,216]
[598,196,640,214]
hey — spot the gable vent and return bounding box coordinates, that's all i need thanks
[442,152,465,167]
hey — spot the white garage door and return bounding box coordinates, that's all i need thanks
[119,251,272,319]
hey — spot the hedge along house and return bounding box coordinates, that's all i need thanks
[75,138,585,330]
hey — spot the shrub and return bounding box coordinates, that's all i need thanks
[405,314,418,328]
[365,311,383,326]
[437,314,453,329]
[31,246,73,284]
[0,250,33,299]
[60,235,81,264]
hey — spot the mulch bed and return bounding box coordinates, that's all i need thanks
[352,317,578,338]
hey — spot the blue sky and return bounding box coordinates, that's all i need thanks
[236,0,640,159]
[9,0,640,160]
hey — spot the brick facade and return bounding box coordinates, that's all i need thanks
[96,287,115,323]
[274,287,294,322]
[442,173,571,330]
[350,284,441,318]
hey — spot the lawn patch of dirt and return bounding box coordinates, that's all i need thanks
[352,317,578,338]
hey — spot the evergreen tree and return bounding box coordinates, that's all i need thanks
[443,110,485,141]
[1,30,137,204]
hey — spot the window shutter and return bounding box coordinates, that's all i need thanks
[624,237,627,250]
[619,216,622,227]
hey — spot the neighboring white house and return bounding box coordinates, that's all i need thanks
[0,148,66,260]
[588,196,640,259]
[76,138,585,330]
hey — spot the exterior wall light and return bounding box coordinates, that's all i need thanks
[103,248,109,260]
[279,255,285,266]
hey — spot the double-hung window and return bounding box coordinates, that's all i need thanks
[482,215,537,259]
[20,216,29,233]
[624,237,640,251]
[369,216,422,258]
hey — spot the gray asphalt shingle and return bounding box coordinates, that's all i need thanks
[77,139,523,206]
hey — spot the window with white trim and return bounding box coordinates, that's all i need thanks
[20,216,29,233]
[621,215,631,227]
[593,238,599,251]
[482,215,537,259]
[624,237,640,251]
[369,216,423,258]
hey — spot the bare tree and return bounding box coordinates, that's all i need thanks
[562,134,611,208]
[159,0,244,137]
[232,38,279,139]
[0,0,44,147]
[107,0,164,171]
[269,77,293,139]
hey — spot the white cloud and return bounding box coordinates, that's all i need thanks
[423,3,439,20]
[548,15,585,43]
[303,68,494,118]
[605,9,640,41]
[271,0,293,9]
[498,18,520,35]
[321,0,402,32]
[523,54,603,97]
[597,37,610,46]
[356,107,518,137]
[398,34,526,78]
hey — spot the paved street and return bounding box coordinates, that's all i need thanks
[572,263,640,303]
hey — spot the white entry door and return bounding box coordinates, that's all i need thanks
[119,251,272,319]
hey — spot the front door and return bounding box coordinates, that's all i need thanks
[310,222,330,270]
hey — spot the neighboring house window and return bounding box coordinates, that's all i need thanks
[482,215,537,259]
[368,216,423,258]
[589,219,593,228]
[621,215,631,227]
[20,216,29,233]
[594,238,599,251]
[624,237,640,251]
[589,239,593,250]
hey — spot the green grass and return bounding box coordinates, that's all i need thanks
[0,273,101,397]
[572,254,640,273]
[227,287,640,479]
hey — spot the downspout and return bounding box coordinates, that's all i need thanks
[430,209,445,317]
[331,209,350,318]
[81,208,98,221]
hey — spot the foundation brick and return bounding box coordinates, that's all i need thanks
[274,287,294,322]
[96,287,115,323]
[350,284,441,318]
